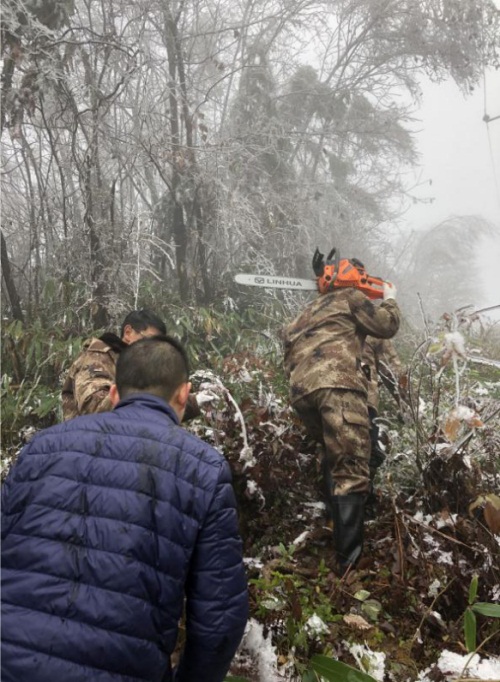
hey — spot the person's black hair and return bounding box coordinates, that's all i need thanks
[120,309,166,338]
[115,335,189,403]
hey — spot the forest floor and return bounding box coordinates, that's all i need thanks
[2,313,499,681]
[188,354,500,682]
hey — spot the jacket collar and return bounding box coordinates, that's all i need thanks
[114,393,180,425]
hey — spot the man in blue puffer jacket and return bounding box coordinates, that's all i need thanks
[2,335,249,682]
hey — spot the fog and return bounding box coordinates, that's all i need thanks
[402,71,500,313]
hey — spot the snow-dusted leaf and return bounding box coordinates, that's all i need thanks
[361,599,383,622]
[444,331,467,360]
[443,406,483,441]
[343,614,372,631]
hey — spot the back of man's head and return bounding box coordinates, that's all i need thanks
[115,335,189,403]
[120,309,166,337]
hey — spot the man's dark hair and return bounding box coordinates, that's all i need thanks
[120,309,166,337]
[116,335,189,403]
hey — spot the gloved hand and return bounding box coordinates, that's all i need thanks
[383,281,397,300]
[312,248,325,277]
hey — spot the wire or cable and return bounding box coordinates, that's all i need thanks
[485,121,500,213]
[481,1,500,213]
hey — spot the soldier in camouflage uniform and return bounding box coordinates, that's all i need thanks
[283,264,400,573]
[62,310,202,423]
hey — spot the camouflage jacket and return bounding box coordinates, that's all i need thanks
[62,334,124,421]
[283,288,400,404]
[62,333,201,422]
[362,337,403,411]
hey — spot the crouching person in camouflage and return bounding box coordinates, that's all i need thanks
[62,308,200,422]
[283,251,400,574]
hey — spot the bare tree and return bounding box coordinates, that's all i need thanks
[1,0,499,321]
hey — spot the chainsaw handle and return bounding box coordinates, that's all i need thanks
[312,248,325,277]
[326,247,339,267]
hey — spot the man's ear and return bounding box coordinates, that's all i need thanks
[121,324,133,344]
[109,384,121,407]
[171,381,191,419]
[177,381,192,409]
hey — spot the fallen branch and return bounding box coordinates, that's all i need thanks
[410,577,456,649]
[401,513,473,550]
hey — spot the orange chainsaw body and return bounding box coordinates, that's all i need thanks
[319,259,385,300]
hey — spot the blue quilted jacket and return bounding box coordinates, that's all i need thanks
[1,394,248,682]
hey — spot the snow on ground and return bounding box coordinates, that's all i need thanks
[231,628,500,682]
[233,618,287,681]
[417,650,500,681]
[347,642,386,681]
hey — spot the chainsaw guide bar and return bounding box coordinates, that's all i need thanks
[234,274,317,291]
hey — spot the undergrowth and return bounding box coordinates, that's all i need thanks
[1,303,500,680]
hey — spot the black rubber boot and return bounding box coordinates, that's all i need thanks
[332,493,365,574]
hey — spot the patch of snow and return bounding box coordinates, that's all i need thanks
[491,584,500,602]
[436,551,454,566]
[418,397,428,414]
[415,666,433,681]
[297,452,314,467]
[239,618,285,681]
[240,444,256,469]
[239,368,253,383]
[304,614,329,637]
[423,533,439,548]
[304,501,325,510]
[435,514,458,529]
[444,331,466,358]
[222,296,237,312]
[260,421,287,436]
[243,557,264,570]
[20,425,37,442]
[347,642,386,681]
[414,511,433,524]
[246,479,265,509]
[437,650,500,680]
[428,579,442,597]
[454,405,476,421]
[304,501,326,518]
[292,530,309,547]
[435,443,453,453]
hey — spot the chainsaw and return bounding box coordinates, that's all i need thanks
[234,247,386,300]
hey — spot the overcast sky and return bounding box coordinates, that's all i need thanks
[400,68,500,310]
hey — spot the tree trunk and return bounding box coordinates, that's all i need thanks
[1,230,24,322]
[164,7,189,301]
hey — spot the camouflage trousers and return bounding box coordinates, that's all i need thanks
[293,388,370,496]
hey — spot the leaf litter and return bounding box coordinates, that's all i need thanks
[188,348,500,682]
